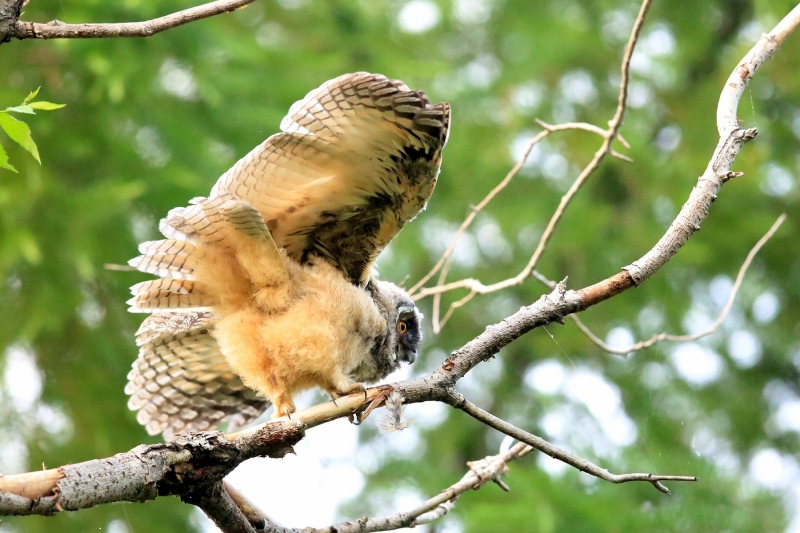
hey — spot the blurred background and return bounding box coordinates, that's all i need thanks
[1,0,800,531]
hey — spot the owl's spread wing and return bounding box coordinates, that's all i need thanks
[125,320,269,440]
[209,72,451,285]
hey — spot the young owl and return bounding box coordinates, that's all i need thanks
[124,73,450,439]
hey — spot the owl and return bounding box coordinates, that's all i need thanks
[123,73,450,439]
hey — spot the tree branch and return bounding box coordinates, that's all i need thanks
[0,421,303,516]
[408,121,625,299]
[224,482,293,533]
[563,213,786,355]
[316,442,532,533]
[0,0,23,44]
[0,0,257,44]
[213,442,533,533]
[444,389,696,495]
[411,0,652,332]
[183,482,258,533]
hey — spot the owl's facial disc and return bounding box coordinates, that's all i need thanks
[395,303,421,364]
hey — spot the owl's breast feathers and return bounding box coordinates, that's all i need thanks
[125,73,449,438]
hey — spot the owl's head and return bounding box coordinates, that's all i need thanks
[393,299,422,365]
[355,279,423,382]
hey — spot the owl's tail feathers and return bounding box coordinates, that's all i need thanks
[128,196,288,314]
[129,239,200,280]
[125,325,270,440]
[127,278,215,313]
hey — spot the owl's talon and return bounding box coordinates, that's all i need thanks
[344,383,366,397]
[271,399,296,420]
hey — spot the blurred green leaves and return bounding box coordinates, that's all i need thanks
[0,87,65,171]
[1,0,800,532]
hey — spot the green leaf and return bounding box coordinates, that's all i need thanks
[0,141,18,172]
[7,105,35,114]
[28,101,66,111]
[22,86,40,105]
[0,113,40,163]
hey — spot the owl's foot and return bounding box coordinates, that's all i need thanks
[344,382,366,398]
[328,382,366,400]
[271,398,296,420]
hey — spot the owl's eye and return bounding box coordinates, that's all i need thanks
[398,320,407,334]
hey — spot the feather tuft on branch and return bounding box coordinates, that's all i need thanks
[379,391,412,432]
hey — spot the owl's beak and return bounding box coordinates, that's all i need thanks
[399,349,417,364]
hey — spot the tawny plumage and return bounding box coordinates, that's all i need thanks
[124,73,450,439]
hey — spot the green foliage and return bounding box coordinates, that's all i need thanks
[0,87,65,172]
[1,1,800,532]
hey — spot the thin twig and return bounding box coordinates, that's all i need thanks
[3,0,257,42]
[409,122,616,297]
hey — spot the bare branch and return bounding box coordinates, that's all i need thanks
[413,0,653,330]
[203,442,530,533]
[539,214,786,355]
[318,442,532,533]
[625,9,800,286]
[0,0,257,43]
[408,121,612,298]
[445,390,697,495]
[717,4,800,136]
[529,0,649,272]
[0,422,303,516]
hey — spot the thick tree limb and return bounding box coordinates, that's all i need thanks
[0,421,303,516]
[0,0,23,44]
[0,0,257,44]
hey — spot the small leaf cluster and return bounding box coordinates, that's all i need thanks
[0,87,65,173]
